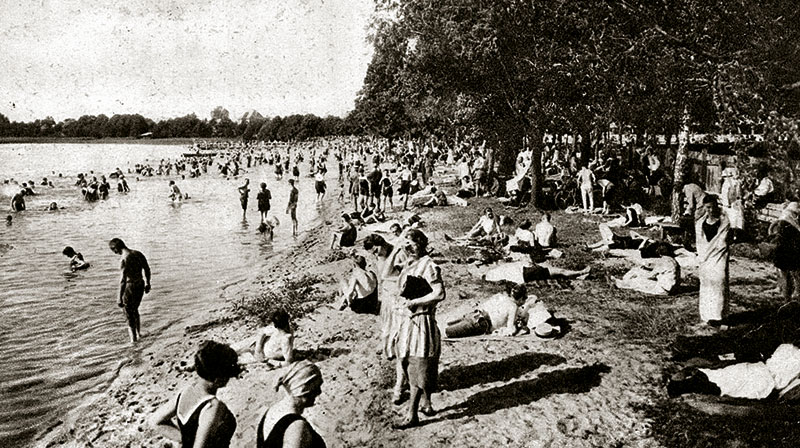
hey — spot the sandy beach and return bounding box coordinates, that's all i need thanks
[31,166,795,448]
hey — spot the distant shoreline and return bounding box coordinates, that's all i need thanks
[0,137,227,145]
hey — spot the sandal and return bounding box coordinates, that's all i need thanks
[392,416,419,430]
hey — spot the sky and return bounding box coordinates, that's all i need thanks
[0,0,375,122]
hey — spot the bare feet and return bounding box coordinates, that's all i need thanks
[392,416,418,430]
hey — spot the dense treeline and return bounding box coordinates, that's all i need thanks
[0,106,355,141]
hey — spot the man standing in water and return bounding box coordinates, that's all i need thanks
[109,238,151,343]
[238,178,250,219]
[287,178,299,236]
[10,189,26,211]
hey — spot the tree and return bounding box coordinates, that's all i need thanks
[355,0,800,210]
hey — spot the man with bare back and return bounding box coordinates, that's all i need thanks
[109,238,151,343]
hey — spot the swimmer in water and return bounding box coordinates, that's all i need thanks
[168,181,183,201]
[62,246,90,271]
[6,215,12,225]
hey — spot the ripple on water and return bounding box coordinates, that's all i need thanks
[0,143,331,447]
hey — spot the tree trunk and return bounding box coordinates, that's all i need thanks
[485,144,496,195]
[580,129,592,166]
[671,107,690,222]
[528,128,544,208]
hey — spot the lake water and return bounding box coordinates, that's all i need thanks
[0,143,333,446]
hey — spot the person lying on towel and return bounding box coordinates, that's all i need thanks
[668,343,800,401]
[445,282,528,338]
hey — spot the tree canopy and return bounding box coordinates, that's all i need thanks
[351,0,800,204]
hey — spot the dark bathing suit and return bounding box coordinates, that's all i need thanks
[257,413,326,448]
[176,393,236,448]
[122,279,145,325]
[349,287,379,315]
[11,194,25,211]
[258,191,271,212]
[339,225,357,247]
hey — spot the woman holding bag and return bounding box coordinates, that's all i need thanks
[391,229,446,429]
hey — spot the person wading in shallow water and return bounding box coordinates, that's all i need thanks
[239,178,250,219]
[108,238,151,343]
[287,179,299,236]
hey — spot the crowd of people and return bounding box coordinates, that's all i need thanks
[9,133,800,447]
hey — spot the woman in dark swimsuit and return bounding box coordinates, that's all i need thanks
[257,360,326,448]
[151,341,240,447]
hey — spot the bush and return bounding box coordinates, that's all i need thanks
[231,274,333,328]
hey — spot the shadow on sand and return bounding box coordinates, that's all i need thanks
[429,363,610,424]
[672,302,800,363]
[438,352,567,392]
[294,346,351,363]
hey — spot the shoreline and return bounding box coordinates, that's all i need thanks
[35,167,790,447]
[33,186,347,448]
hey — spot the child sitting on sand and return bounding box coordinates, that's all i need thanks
[234,309,294,368]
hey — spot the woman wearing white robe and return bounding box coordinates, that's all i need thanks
[695,195,730,324]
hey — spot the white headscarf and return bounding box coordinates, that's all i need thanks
[275,360,323,398]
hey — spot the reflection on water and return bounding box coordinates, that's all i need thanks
[0,143,331,446]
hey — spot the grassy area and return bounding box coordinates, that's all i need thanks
[231,274,334,328]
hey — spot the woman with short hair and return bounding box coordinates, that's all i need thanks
[389,229,446,428]
[151,341,240,447]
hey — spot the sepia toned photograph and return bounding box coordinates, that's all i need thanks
[2,1,800,447]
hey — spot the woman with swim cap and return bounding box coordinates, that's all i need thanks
[256,360,326,448]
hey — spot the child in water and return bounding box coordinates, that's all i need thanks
[168,181,183,201]
[62,246,90,271]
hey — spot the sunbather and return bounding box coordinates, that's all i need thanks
[668,343,800,401]
[445,282,528,338]
[587,223,651,251]
[484,260,590,284]
[234,309,294,368]
[614,244,681,296]
[465,208,501,239]
[338,255,379,314]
